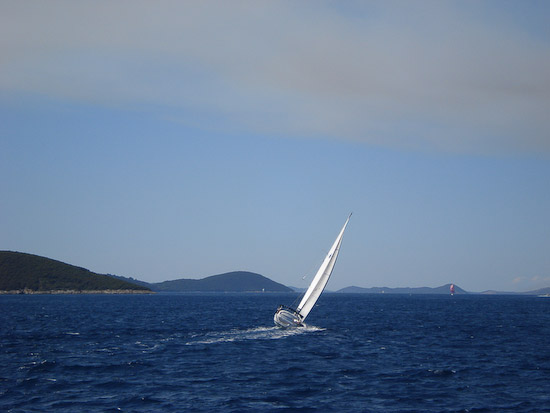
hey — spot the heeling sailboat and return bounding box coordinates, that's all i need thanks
[274,214,352,328]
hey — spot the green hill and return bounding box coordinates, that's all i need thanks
[0,251,151,293]
[151,271,292,292]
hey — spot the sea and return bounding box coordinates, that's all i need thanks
[1,293,549,412]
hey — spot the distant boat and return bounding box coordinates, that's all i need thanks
[274,214,351,328]
[450,284,455,295]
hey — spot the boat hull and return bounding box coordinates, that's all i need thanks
[274,308,303,328]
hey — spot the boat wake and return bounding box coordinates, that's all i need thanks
[186,325,324,345]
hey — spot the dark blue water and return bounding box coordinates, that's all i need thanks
[1,294,549,412]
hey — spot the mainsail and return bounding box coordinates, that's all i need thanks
[274,214,351,327]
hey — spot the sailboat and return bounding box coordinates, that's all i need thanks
[274,214,352,328]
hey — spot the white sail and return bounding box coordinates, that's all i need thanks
[295,213,351,321]
[273,214,351,327]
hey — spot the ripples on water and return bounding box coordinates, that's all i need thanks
[1,293,549,412]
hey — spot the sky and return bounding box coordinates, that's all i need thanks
[1,1,549,292]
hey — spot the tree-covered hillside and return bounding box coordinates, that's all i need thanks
[151,271,292,292]
[0,251,151,292]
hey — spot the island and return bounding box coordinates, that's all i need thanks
[148,271,292,292]
[0,251,151,294]
[0,251,291,294]
[336,284,468,294]
[3,250,548,296]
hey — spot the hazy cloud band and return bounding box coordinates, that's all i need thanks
[2,1,549,155]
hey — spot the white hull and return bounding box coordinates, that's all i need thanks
[274,307,303,328]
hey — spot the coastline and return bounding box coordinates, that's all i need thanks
[0,289,153,295]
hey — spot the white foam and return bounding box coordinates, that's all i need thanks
[185,325,325,345]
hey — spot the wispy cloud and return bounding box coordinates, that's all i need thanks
[513,275,550,291]
[2,1,549,154]
[512,277,524,284]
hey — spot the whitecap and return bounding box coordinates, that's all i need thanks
[185,325,325,345]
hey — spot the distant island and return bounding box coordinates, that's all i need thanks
[0,251,291,294]
[111,271,292,292]
[143,271,292,293]
[335,284,550,296]
[2,251,548,296]
[0,251,151,294]
[336,284,468,294]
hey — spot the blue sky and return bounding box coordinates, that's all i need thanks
[1,1,549,292]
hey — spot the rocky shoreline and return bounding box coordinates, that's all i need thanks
[0,289,153,295]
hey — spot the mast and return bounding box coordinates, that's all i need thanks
[296,213,351,321]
